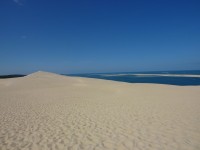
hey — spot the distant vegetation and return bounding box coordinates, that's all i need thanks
[0,75,25,79]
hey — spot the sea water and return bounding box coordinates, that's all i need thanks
[67,70,200,86]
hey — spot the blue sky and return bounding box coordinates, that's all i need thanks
[0,0,200,74]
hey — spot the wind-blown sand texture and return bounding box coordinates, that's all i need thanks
[0,71,200,150]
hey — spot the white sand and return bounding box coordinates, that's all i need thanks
[0,71,200,150]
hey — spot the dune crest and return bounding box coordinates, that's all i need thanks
[26,71,63,78]
[0,71,200,150]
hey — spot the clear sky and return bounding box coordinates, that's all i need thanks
[0,0,200,74]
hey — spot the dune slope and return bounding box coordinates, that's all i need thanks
[0,71,200,150]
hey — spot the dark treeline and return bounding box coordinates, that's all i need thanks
[0,75,25,79]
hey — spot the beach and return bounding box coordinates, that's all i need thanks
[0,71,199,150]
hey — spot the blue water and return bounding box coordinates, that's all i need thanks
[66,70,200,86]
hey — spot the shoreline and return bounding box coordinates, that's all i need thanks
[102,73,200,78]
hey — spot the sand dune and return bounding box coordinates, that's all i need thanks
[0,71,200,150]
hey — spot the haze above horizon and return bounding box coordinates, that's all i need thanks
[0,0,200,74]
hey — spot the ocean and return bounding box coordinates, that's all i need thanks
[67,70,200,86]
